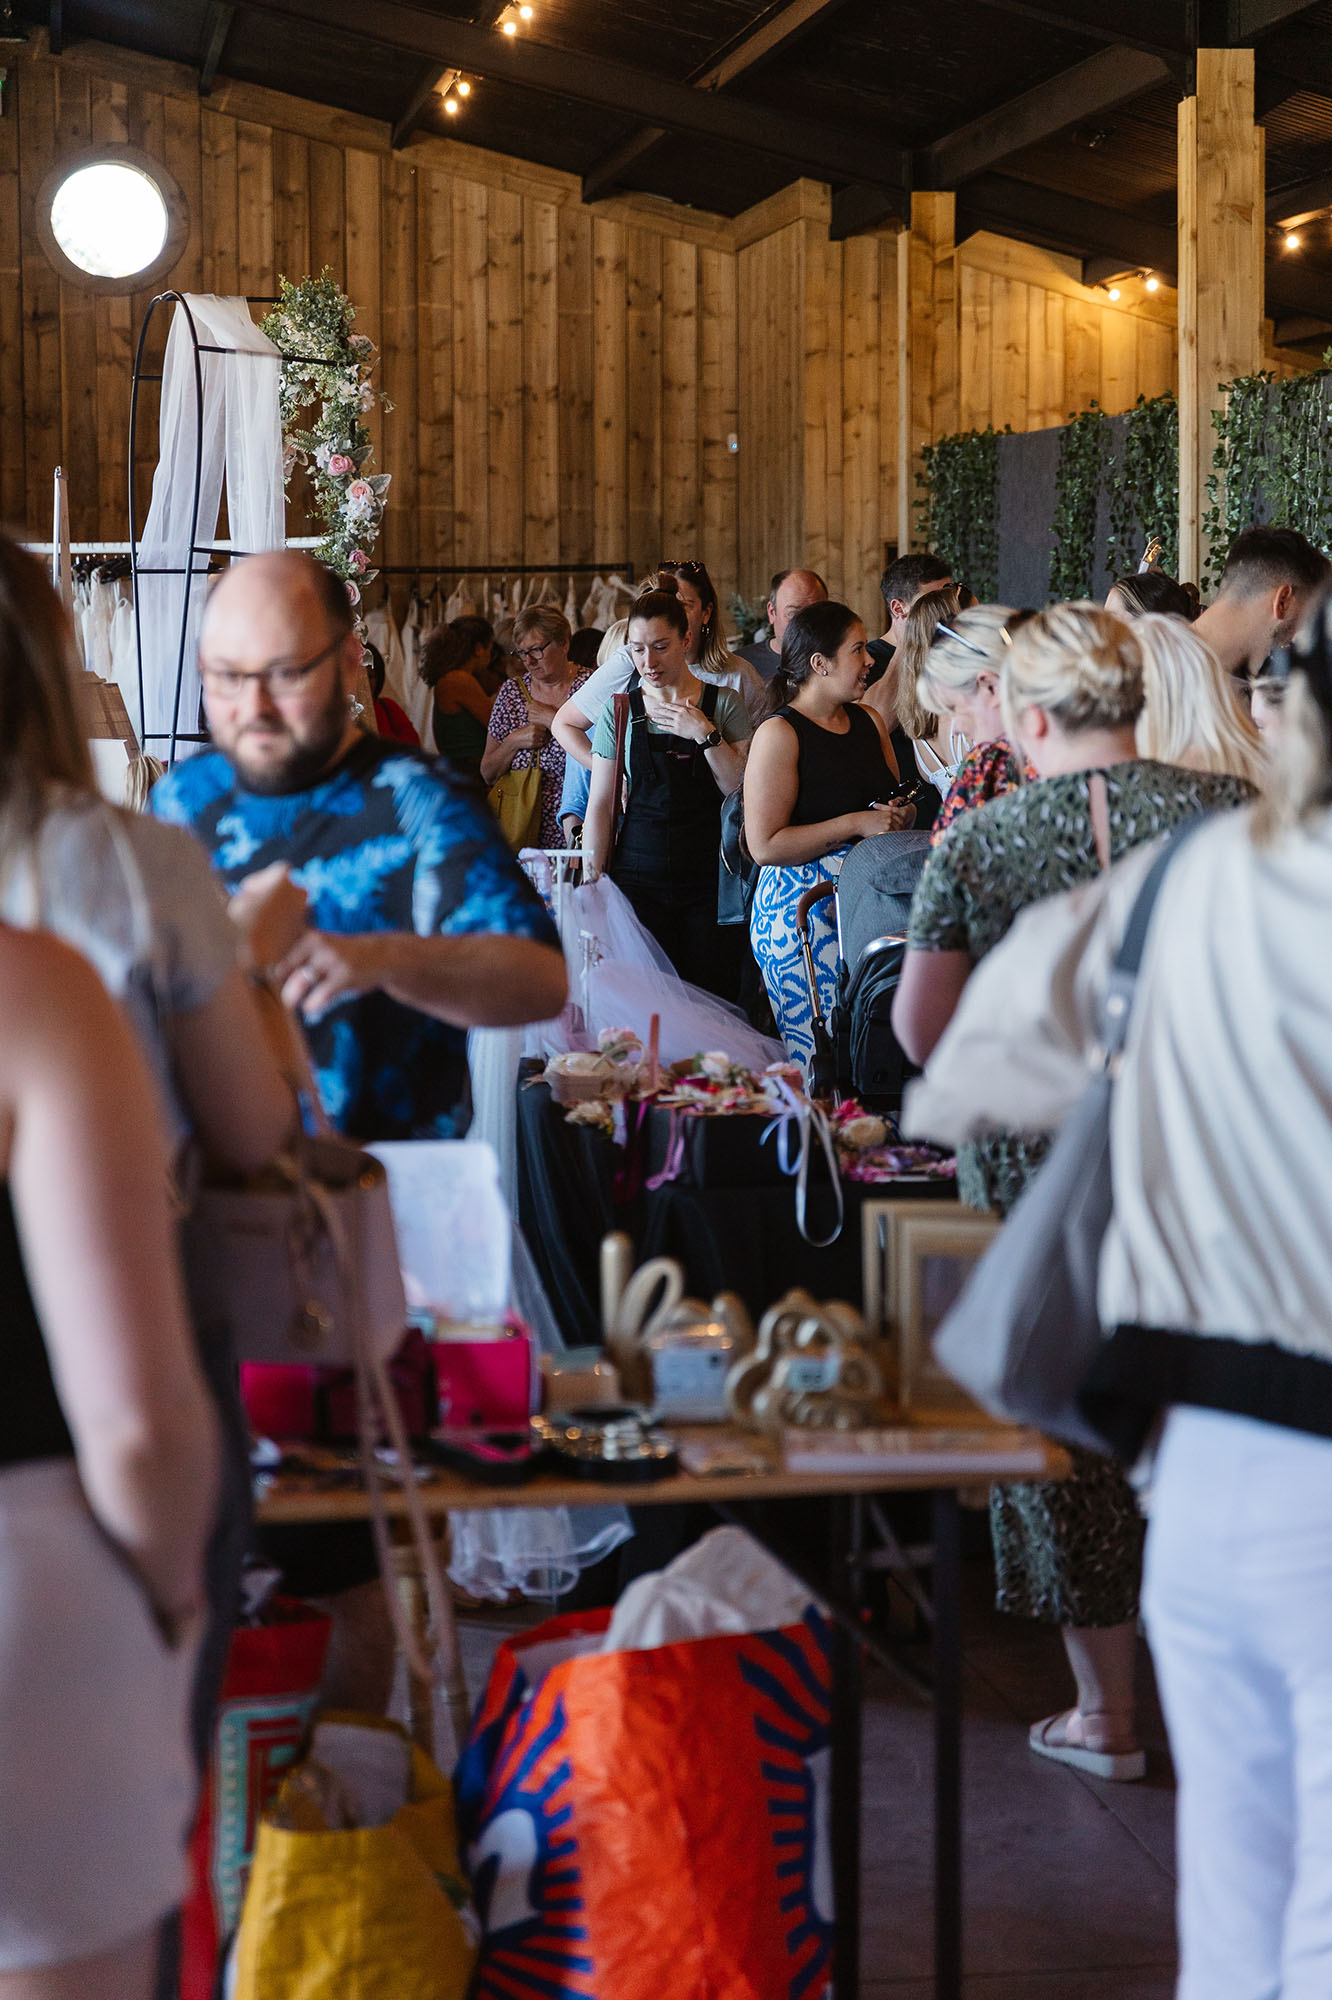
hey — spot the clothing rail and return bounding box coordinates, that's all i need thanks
[20,537,324,556]
[372,561,635,578]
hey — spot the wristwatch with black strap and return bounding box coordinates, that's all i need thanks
[700,726,722,749]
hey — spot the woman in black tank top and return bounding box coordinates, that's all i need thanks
[743,602,916,1067]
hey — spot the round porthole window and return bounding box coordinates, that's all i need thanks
[51,160,168,278]
[36,145,187,295]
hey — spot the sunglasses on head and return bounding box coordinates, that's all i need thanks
[932,608,1038,657]
[660,560,708,580]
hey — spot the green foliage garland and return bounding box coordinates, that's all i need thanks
[1205,365,1332,588]
[1106,392,1179,581]
[1048,404,1106,601]
[916,426,1002,601]
[260,270,392,604]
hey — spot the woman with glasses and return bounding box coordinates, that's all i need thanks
[891,585,967,801]
[924,605,1036,847]
[894,603,1254,1788]
[481,606,590,849]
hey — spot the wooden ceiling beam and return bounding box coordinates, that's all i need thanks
[198,3,235,96]
[1229,0,1323,36]
[954,172,1179,277]
[391,1,505,151]
[240,0,907,192]
[921,46,1173,190]
[580,0,857,204]
[1268,168,1332,226]
[961,0,1191,67]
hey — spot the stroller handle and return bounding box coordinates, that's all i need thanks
[795,880,838,935]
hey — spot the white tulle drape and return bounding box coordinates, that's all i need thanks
[134,294,284,754]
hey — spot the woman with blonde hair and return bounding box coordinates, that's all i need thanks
[919,605,1036,846]
[893,601,1253,1785]
[889,584,966,797]
[482,604,590,848]
[1132,611,1266,787]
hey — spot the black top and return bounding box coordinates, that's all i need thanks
[776,702,894,829]
[613,681,723,893]
[0,1187,72,1469]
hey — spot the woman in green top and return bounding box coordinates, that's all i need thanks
[895,602,1253,1783]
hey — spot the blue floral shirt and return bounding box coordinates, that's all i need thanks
[151,737,558,1140]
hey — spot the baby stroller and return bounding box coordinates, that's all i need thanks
[794,831,931,1110]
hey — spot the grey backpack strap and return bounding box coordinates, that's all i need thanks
[1101,813,1209,1062]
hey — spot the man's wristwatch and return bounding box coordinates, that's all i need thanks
[700,727,722,749]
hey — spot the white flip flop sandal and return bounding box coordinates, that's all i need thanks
[1029,1711,1147,1782]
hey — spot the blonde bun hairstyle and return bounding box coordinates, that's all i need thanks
[1001,602,1143,744]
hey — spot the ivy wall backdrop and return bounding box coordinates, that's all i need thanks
[918,369,1332,607]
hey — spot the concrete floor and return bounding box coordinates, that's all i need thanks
[450,1550,1180,1996]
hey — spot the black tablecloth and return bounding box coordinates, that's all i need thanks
[517,1076,953,1343]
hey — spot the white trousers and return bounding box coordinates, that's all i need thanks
[1144,1404,1332,2000]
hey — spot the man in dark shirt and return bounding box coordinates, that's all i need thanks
[152,550,566,1708]
[864,550,954,690]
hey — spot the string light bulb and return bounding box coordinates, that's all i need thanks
[1144,273,1160,292]
[1286,231,1301,250]
[1107,285,1121,300]
[457,78,471,94]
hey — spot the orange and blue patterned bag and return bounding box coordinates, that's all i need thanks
[455,1603,833,2000]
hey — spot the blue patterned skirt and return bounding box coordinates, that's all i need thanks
[749,849,848,1069]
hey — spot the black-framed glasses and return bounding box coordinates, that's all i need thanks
[516,639,554,666]
[200,631,345,701]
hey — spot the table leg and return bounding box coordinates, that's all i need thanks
[932,1489,963,2000]
[830,1587,863,1998]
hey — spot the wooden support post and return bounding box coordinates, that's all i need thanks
[1177,48,1264,585]
[897,193,958,554]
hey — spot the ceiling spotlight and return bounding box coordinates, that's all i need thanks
[501,15,517,31]
[1144,274,1160,292]
[1107,285,1121,301]
[1286,231,1301,250]
[457,78,471,95]
[443,95,459,113]
[519,2,534,15]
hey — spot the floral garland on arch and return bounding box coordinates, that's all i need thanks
[260,270,391,608]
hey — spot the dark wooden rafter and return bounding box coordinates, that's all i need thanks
[581,0,855,204]
[920,46,1173,189]
[1269,168,1332,226]
[241,0,911,194]
[962,0,1191,66]
[198,2,235,96]
[48,0,62,55]
[1230,0,1323,35]
[954,172,1178,276]
[391,1,504,151]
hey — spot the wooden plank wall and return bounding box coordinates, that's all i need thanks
[2,43,739,609]
[18,41,1301,634]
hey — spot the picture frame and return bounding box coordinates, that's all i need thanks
[862,1199,1000,1413]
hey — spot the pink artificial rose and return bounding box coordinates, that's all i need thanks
[348,548,369,573]
[345,578,361,606]
[346,478,373,504]
[326,453,355,477]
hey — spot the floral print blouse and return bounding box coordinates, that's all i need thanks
[930,738,1033,848]
[908,758,1254,1212]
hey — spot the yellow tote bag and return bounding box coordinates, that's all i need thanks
[232,1724,475,2000]
[486,682,545,851]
